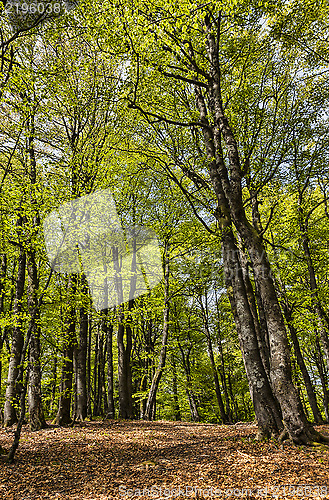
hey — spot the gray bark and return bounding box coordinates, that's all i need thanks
[75,277,88,421]
[27,249,47,430]
[194,81,282,439]
[4,241,26,427]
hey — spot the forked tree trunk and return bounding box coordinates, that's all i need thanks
[195,84,283,439]
[238,241,271,380]
[178,341,200,422]
[201,18,325,443]
[236,227,316,442]
[221,228,283,438]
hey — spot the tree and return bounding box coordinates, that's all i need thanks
[99,0,329,442]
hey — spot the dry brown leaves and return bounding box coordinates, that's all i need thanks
[0,421,328,500]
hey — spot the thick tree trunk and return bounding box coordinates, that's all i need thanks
[237,226,317,442]
[96,329,105,416]
[197,16,323,443]
[247,190,271,377]
[238,241,271,380]
[24,105,47,430]
[222,230,283,438]
[4,244,26,427]
[28,331,47,430]
[233,216,315,442]
[144,244,170,420]
[55,275,76,426]
[195,83,282,439]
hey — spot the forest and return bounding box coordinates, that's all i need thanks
[1,0,329,475]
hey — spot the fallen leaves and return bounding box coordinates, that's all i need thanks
[0,421,328,499]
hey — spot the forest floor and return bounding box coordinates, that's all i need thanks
[0,420,329,500]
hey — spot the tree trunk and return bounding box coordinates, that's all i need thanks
[315,335,329,422]
[27,249,47,430]
[87,313,92,418]
[113,242,133,419]
[117,315,133,418]
[282,303,323,424]
[194,81,283,439]
[195,17,322,443]
[144,243,170,420]
[75,277,88,422]
[0,253,7,394]
[199,292,227,423]
[172,355,181,421]
[96,329,105,416]
[222,229,283,438]
[93,327,100,416]
[237,241,271,380]
[186,388,200,422]
[235,220,313,442]
[178,342,200,422]
[55,275,76,425]
[298,199,329,372]
[4,242,26,427]
[50,351,57,414]
[215,295,233,423]
[103,310,115,419]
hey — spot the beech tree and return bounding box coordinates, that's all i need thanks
[98,0,329,443]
